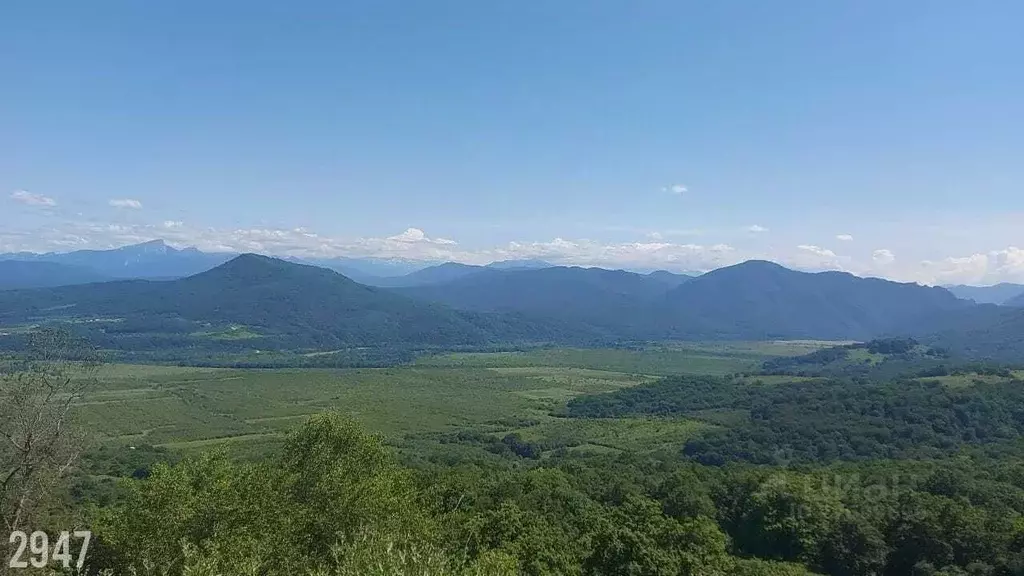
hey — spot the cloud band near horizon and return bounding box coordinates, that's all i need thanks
[1,217,1022,286]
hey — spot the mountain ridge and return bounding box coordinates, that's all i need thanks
[0,240,234,280]
[945,283,1024,305]
[1,250,1019,361]
[1004,291,1024,308]
[655,261,966,340]
[0,254,600,350]
[0,260,111,290]
[393,260,968,341]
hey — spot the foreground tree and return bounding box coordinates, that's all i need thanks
[583,494,732,576]
[0,328,96,532]
[92,413,516,576]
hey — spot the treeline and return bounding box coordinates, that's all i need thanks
[760,338,954,378]
[69,415,799,576]
[0,316,617,369]
[69,414,1024,576]
[565,374,1024,464]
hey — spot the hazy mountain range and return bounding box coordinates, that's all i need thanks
[0,240,1022,360]
[0,239,235,281]
[943,283,1024,305]
[0,260,111,290]
[3,242,1024,361]
[10,240,1017,300]
[0,240,563,289]
[0,255,592,350]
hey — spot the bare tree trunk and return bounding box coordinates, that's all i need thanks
[0,328,96,532]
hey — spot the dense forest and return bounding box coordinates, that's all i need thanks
[566,340,1024,465]
[53,414,1024,576]
[52,413,1024,576]
[3,335,1023,575]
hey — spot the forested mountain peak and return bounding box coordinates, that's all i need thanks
[366,261,487,287]
[659,260,966,340]
[185,253,356,286]
[703,259,790,275]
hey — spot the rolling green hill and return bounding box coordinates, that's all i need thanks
[0,254,598,352]
[3,256,1023,361]
[912,304,1024,361]
[396,265,670,306]
[399,260,971,341]
[658,261,969,340]
[395,265,676,337]
[368,261,487,287]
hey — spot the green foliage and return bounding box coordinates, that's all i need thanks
[581,495,731,576]
[566,374,748,418]
[731,558,823,575]
[91,414,439,575]
[1,327,97,532]
[760,338,955,378]
[416,344,771,376]
[733,473,846,563]
[30,346,1024,576]
[566,373,1024,464]
[655,469,717,520]
[86,417,748,576]
[817,513,889,576]
[65,358,738,456]
[69,413,1024,576]
[915,304,1024,362]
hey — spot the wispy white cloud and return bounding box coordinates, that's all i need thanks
[6,215,1024,284]
[0,219,746,273]
[387,227,426,242]
[747,225,769,233]
[10,190,57,207]
[494,238,737,271]
[788,244,846,273]
[386,227,456,245]
[836,234,854,242]
[662,184,688,195]
[109,198,143,209]
[919,247,1024,285]
[872,249,895,265]
[797,244,837,258]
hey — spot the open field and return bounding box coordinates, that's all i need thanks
[70,343,826,456]
[414,341,839,375]
[509,417,714,454]
[914,373,1019,388]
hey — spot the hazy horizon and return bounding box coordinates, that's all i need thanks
[4,1,1022,285]
[7,237,1020,287]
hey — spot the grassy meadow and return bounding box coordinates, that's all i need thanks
[72,342,836,458]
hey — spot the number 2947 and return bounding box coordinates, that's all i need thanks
[7,530,92,570]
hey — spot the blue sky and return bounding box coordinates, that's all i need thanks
[2,1,1023,284]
